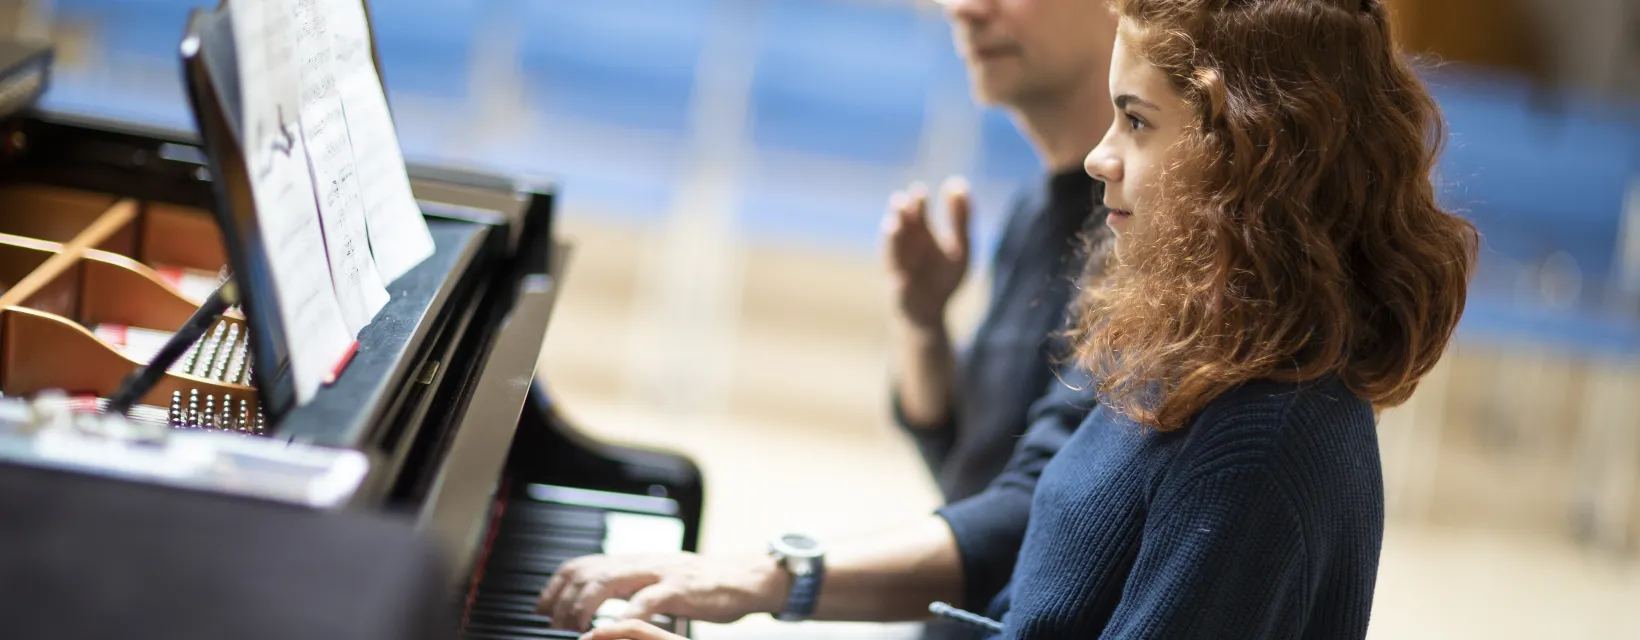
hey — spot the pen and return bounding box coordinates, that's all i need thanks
[929,601,1003,634]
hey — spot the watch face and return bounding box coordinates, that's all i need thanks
[781,534,818,552]
[773,533,823,559]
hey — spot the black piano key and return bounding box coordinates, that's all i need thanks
[472,594,547,613]
[495,526,601,545]
[481,571,558,586]
[464,632,583,640]
[464,621,583,638]
[478,575,551,594]
[485,545,576,561]
[470,597,542,616]
[472,590,542,603]
[493,531,604,552]
[467,610,556,627]
[470,597,544,617]
[463,635,551,640]
[492,542,600,561]
[482,559,568,577]
[478,587,547,603]
[483,549,579,568]
[503,504,606,531]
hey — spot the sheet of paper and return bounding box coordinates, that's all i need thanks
[293,0,390,334]
[229,0,356,404]
[324,0,437,284]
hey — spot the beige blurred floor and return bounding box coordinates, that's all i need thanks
[538,217,1640,639]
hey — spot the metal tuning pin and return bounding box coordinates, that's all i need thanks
[224,340,248,387]
[190,322,227,377]
[254,411,265,436]
[186,389,199,429]
[240,360,255,387]
[221,394,235,431]
[202,395,215,430]
[169,391,183,429]
[238,399,251,434]
[175,338,202,374]
[209,325,239,381]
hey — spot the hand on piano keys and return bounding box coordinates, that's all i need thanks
[532,548,788,634]
[465,485,703,638]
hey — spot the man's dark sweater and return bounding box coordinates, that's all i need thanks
[938,373,1385,639]
[896,168,1105,504]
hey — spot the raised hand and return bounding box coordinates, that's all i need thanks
[883,177,973,330]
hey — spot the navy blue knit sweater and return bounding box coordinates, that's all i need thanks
[938,373,1384,639]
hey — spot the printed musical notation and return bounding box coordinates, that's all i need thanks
[294,0,389,335]
[324,0,436,284]
[229,0,357,403]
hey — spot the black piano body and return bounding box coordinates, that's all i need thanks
[0,108,704,638]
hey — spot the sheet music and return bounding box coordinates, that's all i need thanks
[229,0,356,404]
[325,0,437,284]
[293,0,390,334]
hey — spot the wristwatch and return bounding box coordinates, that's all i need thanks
[767,532,826,621]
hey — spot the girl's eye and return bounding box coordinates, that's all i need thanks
[1125,113,1146,131]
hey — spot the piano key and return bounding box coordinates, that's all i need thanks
[470,592,544,610]
[462,626,583,636]
[462,631,583,640]
[463,492,690,638]
[503,503,607,528]
[492,532,603,553]
[477,562,565,579]
[601,512,686,556]
[467,610,555,627]
[463,621,581,638]
[477,580,545,596]
[471,595,541,611]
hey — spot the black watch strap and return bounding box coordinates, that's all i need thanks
[778,559,825,621]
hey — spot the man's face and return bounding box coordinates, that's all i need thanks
[942,0,1116,107]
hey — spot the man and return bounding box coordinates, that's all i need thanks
[887,0,1112,506]
[538,1,1116,637]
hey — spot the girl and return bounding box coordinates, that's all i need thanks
[560,0,1476,636]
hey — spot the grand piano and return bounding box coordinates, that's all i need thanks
[0,17,704,640]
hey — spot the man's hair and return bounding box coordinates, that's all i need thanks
[1070,0,1479,430]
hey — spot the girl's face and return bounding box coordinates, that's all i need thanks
[1083,23,1194,248]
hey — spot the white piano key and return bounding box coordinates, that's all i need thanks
[601,512,685,556]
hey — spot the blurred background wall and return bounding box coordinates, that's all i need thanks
[9,0,1640,637]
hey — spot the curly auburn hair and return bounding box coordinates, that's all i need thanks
[1070,0,1480,430]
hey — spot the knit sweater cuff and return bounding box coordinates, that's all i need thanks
[936,482,1033,612]
[891,385,958,475]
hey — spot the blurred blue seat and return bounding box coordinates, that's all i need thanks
[736,182,889,249]
[747,0,942,166]
[1432,72,1640,305]
[53,0,203,60]
[370,0,483,101]
[43,1,203,127]
[513,0,711,136]
[1458,298,1640,353]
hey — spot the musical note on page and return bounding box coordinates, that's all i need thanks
[293,0,390,335]
[229,0,355,404]
[325,0,436,284]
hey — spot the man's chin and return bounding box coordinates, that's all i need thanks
[968,78,1021,108]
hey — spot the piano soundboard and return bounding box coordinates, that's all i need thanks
[0,22,705,640]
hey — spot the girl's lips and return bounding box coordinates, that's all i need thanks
[1107,208,1132,230]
